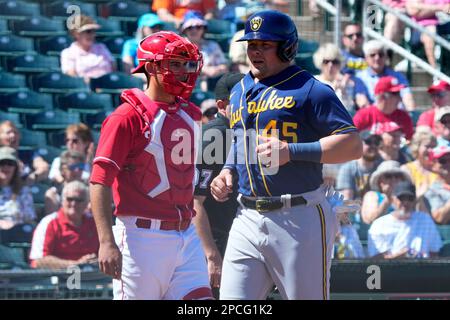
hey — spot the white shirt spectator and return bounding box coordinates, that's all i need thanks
[368,211,443,257]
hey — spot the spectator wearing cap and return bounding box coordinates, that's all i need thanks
[417,81,450,134]
[152,0,216,28]
[122,13,163,74]
[61,15,115,83]
[424,144,450,224]
[353,76,414,140]
[341,23,368,76]
[355,40,416,111]
[401,129,438,198]
[194,72,244,298]
[368,181,443,259]
[181,11,229,90]
[361,160,412,224]
[433,106,450,146]
[336,131,383,201]
[0,147,36,230]
[371,122,411,164]
[29,181,99,270]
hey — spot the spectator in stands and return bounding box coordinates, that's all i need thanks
[0,147,35,230]
[336,131,382,201]
[372,122,411,164]
[401,129,438,198]
[45,151,85,215]
[61,15,115,83]
[356,40,416,110]
[122,13,163,74]
[217,0,250,24]
[200,99,218,124]
[152,0,216,27]
[180,10,229,91]
[314,43,370,112]
[361,160,411,224]
[382,0,407,45]
[341,23,368,75]
[424,144,450,224]
[353,76,414,140]
[433,106,450,146]
[49,124,93,185]
[0,121,49,185]
[406,0,450,68]
[368,181,443,259]
[29,181,99,269]
[417,80,450,134]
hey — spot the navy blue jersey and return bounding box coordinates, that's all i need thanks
[226,65,357,196]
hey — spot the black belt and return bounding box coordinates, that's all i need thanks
[240,195,307,213]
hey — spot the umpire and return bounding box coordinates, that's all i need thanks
[193,73,244,297]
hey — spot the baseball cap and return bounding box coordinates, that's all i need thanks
[393,181,416,198]
[430,144,450,159]
[214,72,245,101]
[180,10,207,33]
[0,146,18,162]
[70,15,100,33]
[370,121,403,135]
[428,80,450,94]
[434,106,450,122]
[138,13,163,29]
[374,76,406,95]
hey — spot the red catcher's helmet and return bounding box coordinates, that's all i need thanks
[132,31,203,99]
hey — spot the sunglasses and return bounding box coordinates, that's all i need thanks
[385,92,401,98]
[438,158,450,165]
[369,52,385,58]
[186,26,204,31]
[65,138,80,144]
[397,195,415,202]
[65,197,86,203]
[0,159,16,167]
[431,92,447,99]
[322,59,340,65]
[345,32,363,39]
[383,173,403,179]
[364,136,381,147]
[68,163,84,171]
[82,29,96,34]
[440,119,450,126]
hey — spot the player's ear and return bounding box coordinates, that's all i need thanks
[144,62,155,75]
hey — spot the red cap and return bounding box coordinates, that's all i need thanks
[430,145,450,160]
[374,76,406,95]
[370,121,403,135]
[428,80,450,94]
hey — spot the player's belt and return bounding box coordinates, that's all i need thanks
[240,195,307,213]
[135,218,191,231]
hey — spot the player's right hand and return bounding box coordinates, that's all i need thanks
[98,242,122,280]
[210,169,233,202]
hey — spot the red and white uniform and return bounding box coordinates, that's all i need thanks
[91,88,212,300]
[29,209,99,267]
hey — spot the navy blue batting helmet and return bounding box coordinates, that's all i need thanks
[238,10,298,62]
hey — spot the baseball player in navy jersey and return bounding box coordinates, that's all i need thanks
[210,10,363,300]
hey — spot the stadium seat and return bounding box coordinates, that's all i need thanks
[43,1,97,20]
[0,110,22,127]
[47,130,66,148]
[0,90,53,116]
[0,223,34,245]
[0,0,40,20]
[298,38,319,55]
[0,244,29,269]
[36,145,64,163]
[30,72,88,94]
[190,90,215,106]
[0,72,27,93]
[96,17,124,37]
[101,1,150,22]
[82,110,112,130]
[36,35,71,56]
[10,16,66,37]
[295,54,320,75]
[0,19,10,35]
[18,128,47,148]
[440,241,450,257]
[90,72,144,93]
[56,92,114,114]
[24,109,81,131]
[0,35,35,56]
[29,183,50,206]
[102,36,131,58]
[6,54,60,74]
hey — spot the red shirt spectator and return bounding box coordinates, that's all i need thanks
[152,0,216,25]
[353,76,414,140]
[417,80,450,133]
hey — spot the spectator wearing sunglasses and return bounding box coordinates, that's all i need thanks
[417,81,450,134]
[401,129,438,198]
[336,131,383,201]
[45,151,86,215]
[314,43,370,113]
[29,181,99,269]
[424,145,450,224]
[61,15,115,84]
[49,124,93,185]
[368,181,443,259]
[341,24,368,75]
[0,147,35,230]
[355,40,416,111]
[353,76,414,140]
[361,160,412,224]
